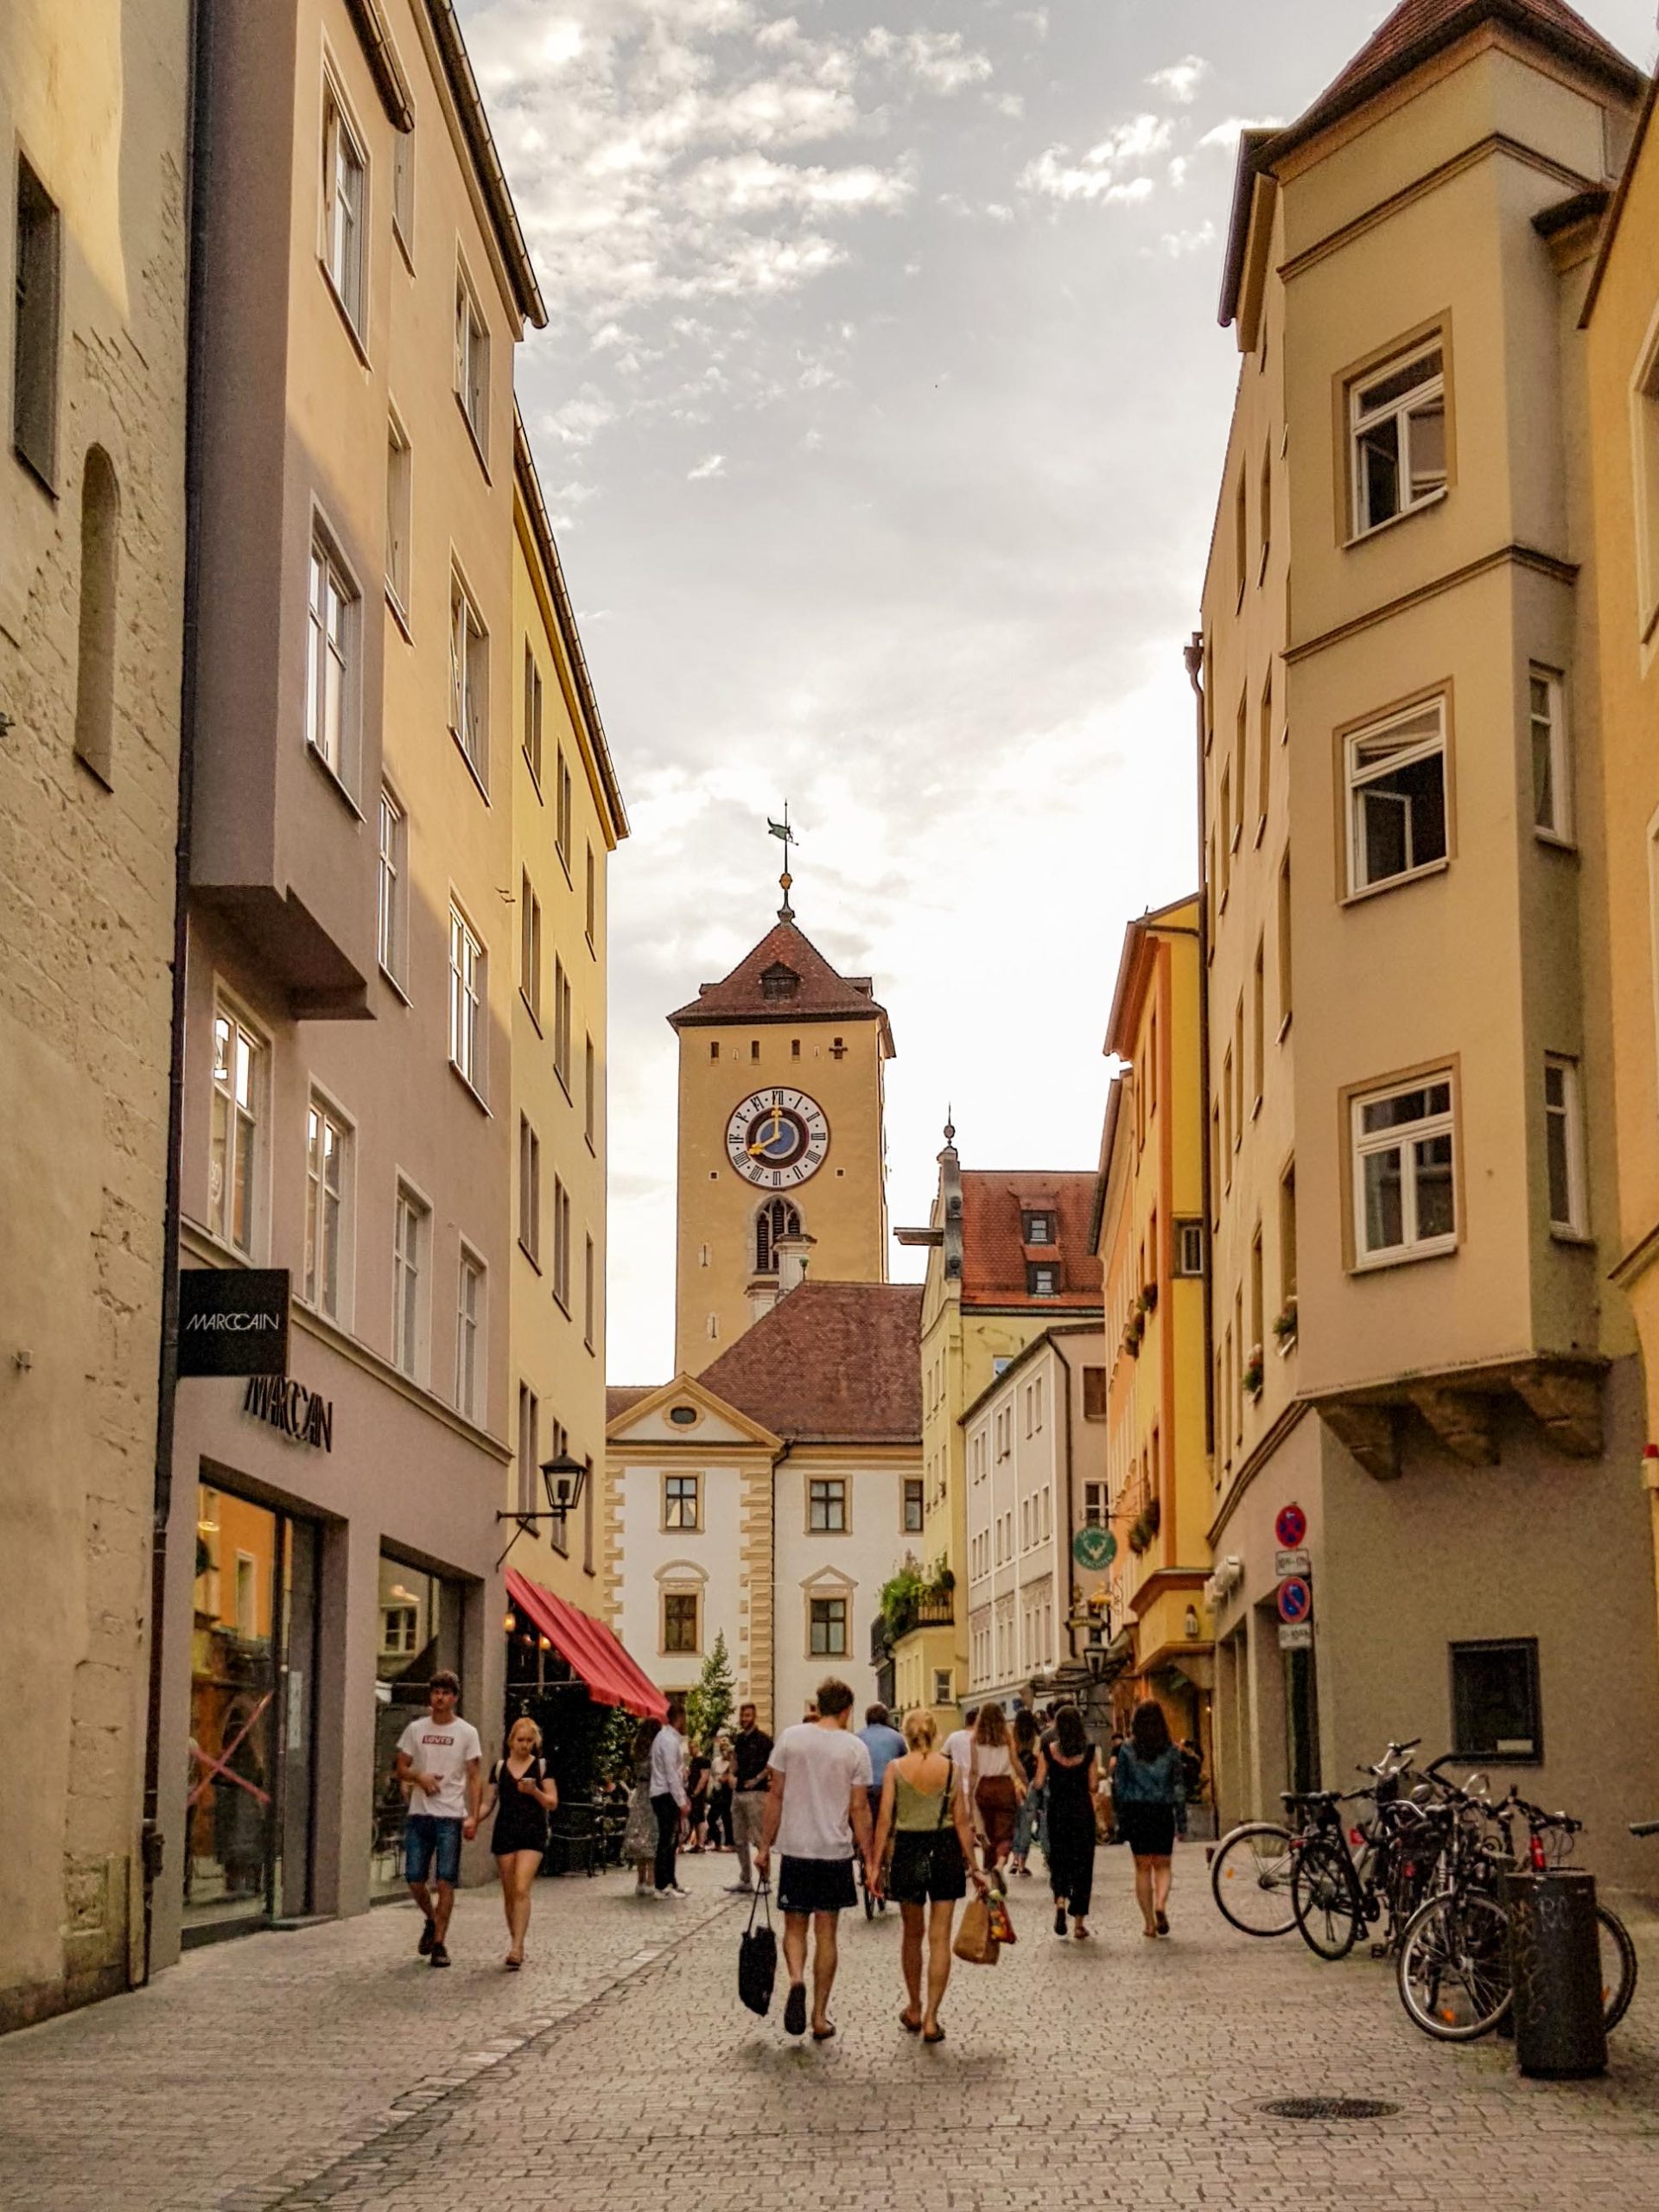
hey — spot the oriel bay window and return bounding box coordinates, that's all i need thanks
[1345,697,1448,894]
[210,1007,266,1256]
[1350,338,1446,535]
[303,1095,349,1319]
[306,530,357,785]
[1544,1055,1587,1237]
[448,905,485,1096]
[1351,1074,1457,1267]
[1530,665,1572,843]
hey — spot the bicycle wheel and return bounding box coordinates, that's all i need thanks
[1210,1823,1298,1936]
[1395,1891,1512,2040]
[1599,1904,1637,2032]
[1292,1834,1363,1961]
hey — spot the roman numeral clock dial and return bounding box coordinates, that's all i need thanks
[726,1089,830,1188]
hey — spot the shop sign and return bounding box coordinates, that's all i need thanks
[243,1372,334,1452]
[1073,1525,1116,1569]
[179,1268,289,1376]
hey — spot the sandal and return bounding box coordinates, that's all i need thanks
[505,1954,523,1971]
[810,2022,837,2042]
[1155,1910,1170,1936]
[1072,1921,1091,1941]
[923,2024,946,2044]
[899,2009,923,2034]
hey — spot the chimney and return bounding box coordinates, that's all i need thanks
[774,1230,816,1297]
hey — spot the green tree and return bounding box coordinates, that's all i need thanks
[685,1630,735,1750]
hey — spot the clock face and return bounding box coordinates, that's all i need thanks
[726,1089,830,1188]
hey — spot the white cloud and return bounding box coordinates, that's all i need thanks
[1147,54,1209,104]
[1198,116,1284,151]
[1155,221,1216,257]
[864,27,994,95]
[541,391,618,447]
[687,452,726,479]
[681,151,914,217]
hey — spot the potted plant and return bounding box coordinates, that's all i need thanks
[1146,1496,1160,1535]
[1128,1514,1150,1555]
[1272,1298,1298,1347]
[1140,1281,1159,1313]
[1243,1345,1265,1396]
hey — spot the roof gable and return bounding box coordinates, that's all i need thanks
[668,918,892,1042]
[960,1171,1103,1309]
[698,1281,924,1443]
[605,1373,780,1451]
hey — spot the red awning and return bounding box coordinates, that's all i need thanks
[505,1569,666,1719]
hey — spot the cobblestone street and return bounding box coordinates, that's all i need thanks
[4,1847,1659,2211]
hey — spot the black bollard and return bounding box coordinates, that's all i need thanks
[1503,1869,1606,2078]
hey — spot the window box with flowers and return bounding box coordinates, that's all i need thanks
[1139,1281,1158,1314]
[1123,1312,1145,1357]
[1243,1345,1265,1397]
[1272,1299,1298,1351]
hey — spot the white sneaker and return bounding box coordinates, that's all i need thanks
[663,1884,693,1899]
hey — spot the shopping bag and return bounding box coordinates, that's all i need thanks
[986,1889,1016,1946]
[738,1880,777,2016]
[953,1893,1000,1967]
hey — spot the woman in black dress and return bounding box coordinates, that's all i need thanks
[1031,1705,1100,1941]
[479,1715,558,1968]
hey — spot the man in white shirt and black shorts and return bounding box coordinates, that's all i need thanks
[756,1677,874,2040]
[394,1670,482,1968]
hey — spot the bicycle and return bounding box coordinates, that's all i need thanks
[1209,1739,1423,1941]
[1287,1741,1439,1961]
[1396,1792,1637,2040]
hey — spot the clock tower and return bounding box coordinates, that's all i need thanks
[668,902,893,1375]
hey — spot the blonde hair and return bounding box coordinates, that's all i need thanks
[506,1716,543,1752]
[902,1709,937,1751]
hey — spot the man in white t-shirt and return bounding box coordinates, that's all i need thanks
[941,1707,980,1814]
[394,1671,482,1967]
[756,1677,874,2040]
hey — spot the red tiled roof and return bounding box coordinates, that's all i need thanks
[699,1281,924,1443]
[606,1385,654,1424]
[960,1171,1103,1309]
[667,919,890,1034]
[1276,0,1641,161]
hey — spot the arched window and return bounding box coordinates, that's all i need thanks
[73,446,120,786]
[754,1198,801,1275]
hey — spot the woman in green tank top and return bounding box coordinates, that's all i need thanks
[872,1709,986,2043]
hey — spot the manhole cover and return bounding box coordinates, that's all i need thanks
[1257,2097,1401,2121]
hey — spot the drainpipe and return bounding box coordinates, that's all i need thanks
[1051,1333,1078,1664]
[141,0,211,1985]
[1183,632,1215,1464]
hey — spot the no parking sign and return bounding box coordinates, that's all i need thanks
[1276,1575,1313,1625]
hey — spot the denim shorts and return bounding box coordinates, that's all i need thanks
[404,1814,463,1885]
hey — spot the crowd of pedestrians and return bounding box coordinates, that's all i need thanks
[385,1668,1203,2026]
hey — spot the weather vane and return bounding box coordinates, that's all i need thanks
[767,805,798,921]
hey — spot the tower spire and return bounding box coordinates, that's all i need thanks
[766,805,797,921]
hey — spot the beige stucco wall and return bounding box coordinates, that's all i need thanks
[0,0,190,2030]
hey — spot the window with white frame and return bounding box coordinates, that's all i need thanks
[385,415,411,616]
[809,1477,846,1533]
[520,871,542,1024]
[904,1477,924,1533]
[516,1382,540,1516]
[321,84,366,335]
[554,957,572,1090]
[1543,1056,1587,1236]
[391,120,414,261]
[1350,339,1446,535]
[377,788,406,988]
[1346,698,1448,893]
[392,1182,429,1380]
[664,1473,700,1530]
[448,569,488,782]
[455,1248,484,1421]
[523,643,543,785]
[1351,1075,1457,1266]
[304,1095,349,1319]
[209,1007,265,1256]
[382,1604,417,1656]
[552,1177,572,1309]
[448,905,485,1094]
[518,1116,539,1263]
[810,1595,848,1657]
[454,264,488,454]
[1529,665,1571,843]
[306,531,357,783]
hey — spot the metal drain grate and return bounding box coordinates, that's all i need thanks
[1257,2097,1401,2121]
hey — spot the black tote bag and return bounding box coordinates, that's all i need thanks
[738,1878,777,2017]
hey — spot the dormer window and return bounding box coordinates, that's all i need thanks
[760,962,799,1002]
[1027,1262,1059,1297]
[1023,1211,1052,1245]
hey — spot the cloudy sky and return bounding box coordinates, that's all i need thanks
[460,0,1659,1383]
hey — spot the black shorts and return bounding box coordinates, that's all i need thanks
[1117,1802,1177,1858]
[778,1855,857,1915]
[887,1829,968,1905]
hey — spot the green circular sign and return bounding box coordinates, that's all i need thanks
[1072,1525,1116,1570]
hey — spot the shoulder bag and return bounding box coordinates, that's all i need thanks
[738,1878,777,2017]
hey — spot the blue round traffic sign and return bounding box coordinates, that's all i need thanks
[1277,1576,1313,1624]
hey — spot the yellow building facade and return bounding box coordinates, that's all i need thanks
[893,1135,1101,1730]
[508,423,628,1604]
[1096,899,1211,1756]
[1582,76,1659,1656]
[668,908,892,1375]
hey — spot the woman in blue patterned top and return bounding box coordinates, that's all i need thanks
[1112,1700,1186,1939]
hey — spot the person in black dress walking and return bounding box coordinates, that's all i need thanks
[1031,1704,1099,1941]
[479,1716,558,1968]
